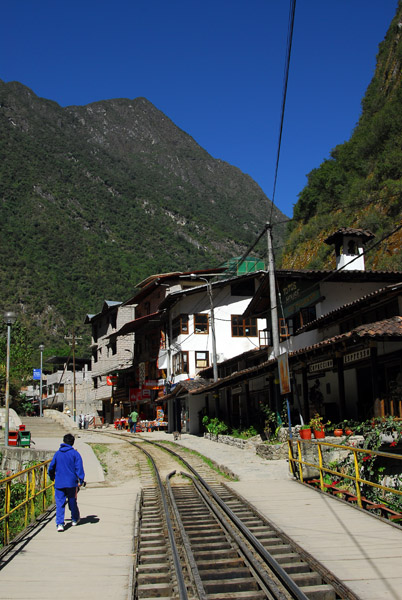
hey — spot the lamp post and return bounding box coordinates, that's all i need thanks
[3,311,16,447]
[39,344,45,417]
[190,275,218,382]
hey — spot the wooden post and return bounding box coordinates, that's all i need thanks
[336,354,346,420]
[302,367,310,422]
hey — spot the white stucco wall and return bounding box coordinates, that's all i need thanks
[169,284,265,381]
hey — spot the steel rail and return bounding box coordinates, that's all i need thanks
[148,440,309,600]
[179,471,289,600]
[134,443,188,600]
[166,471,208,600]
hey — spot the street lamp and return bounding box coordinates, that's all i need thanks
[3,311,16,447]
[39,344,45,417]
[189,274,218,382]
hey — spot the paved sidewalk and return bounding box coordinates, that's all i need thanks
[140,431,402,600]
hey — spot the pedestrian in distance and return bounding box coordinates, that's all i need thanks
[48,433,85,532]
[129,408,139,433]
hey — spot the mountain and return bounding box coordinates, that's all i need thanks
[0,81,287,351]
[280,2,402,270]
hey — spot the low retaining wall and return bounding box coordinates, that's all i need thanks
[203,432,262,450]
[1,446,55,473]
[203,431,366,467]
[256,442,289,460]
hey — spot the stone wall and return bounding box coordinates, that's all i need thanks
[1,446,54,473]
[204,432,262,450]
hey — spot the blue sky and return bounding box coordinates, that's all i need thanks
[1,1,398,217]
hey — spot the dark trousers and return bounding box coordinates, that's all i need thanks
[130,422,137,433]
[55,487,80,525]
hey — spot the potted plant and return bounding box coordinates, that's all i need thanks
[299,424,312,440]
[310,414,329,439]
[342,420,353,436]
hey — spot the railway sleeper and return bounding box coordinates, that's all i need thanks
[191,541,233,552]
[193,548,239,560]
[279,560,311,574]
[186,529,223,540]
[263,543,293,555]
[291,571,323,587]
[139,551,169,564]
[200,567,252,581]
[137,563,170,575]
[207,592,266,600]
[137,582,173,599]
[137,571,171,585]
[299,584,337,600]
[196,557,244,570]
[203,576,261,594]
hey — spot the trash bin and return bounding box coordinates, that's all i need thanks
[19,424,26,431]
[8,431,18,446]
[18,431,31,447]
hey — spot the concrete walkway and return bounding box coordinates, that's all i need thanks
[0,426,141,600]
[141,431,402,600]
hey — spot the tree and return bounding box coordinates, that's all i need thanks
[0,322,33,405]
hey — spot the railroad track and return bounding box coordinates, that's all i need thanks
[122,436,361,600]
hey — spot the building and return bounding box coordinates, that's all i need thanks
[163,229,402,433]
[84,300,135,422]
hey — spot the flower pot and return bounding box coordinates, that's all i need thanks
[313,428,325,439]
[333,429,343,437]
[345,429,353,436]
[299,428,312,440]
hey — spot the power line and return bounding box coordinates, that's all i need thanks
[269,0,297,223]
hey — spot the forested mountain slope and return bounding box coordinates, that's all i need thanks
[0,81,286,350]
[281,2,402,270]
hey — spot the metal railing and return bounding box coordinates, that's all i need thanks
[288,439,402,518]
[0,460,54,546]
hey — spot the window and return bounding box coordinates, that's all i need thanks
[279,318,289,339]
[172,351,189,375]
[259,330,271,347]
[195,351,209,369]
[300,306,316,327]
[231,315,258,337]
[172,314,189,338]
[92,349,97,363]
[194,313,209,334]
[109,341,117,356]
[111,312,117,329]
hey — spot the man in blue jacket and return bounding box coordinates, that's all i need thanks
[48,433,85,532]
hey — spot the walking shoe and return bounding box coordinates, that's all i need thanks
[72,519,80,526]
[57,524,64,532]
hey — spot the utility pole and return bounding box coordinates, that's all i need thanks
[267,224,280,357]
[64,330,82,422]
[266,224,282,422]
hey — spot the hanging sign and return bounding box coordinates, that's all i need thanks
[309,359,333,373]
[33,369,41,380]
[106,375,118,386]
[343,348,371,365]
[278,352,291,395]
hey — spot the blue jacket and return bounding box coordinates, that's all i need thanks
[48,443,85,489]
